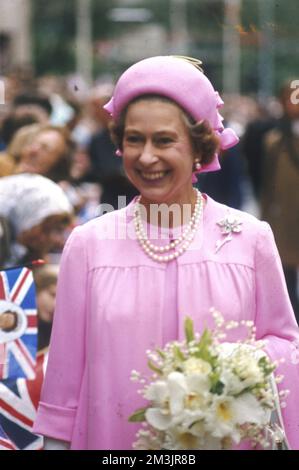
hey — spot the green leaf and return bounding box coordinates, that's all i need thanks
[258,356,276,376]
[198,329,213,351]
[173,345,185,362]
[210,380,225,395]
[194,329,215,365]
[184,317,195,343]
[128,407,147,422]
[156,348,166,360]
[147,360,163,375]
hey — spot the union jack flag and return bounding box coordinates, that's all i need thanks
[0,351,46,450]
[0,267,37,380]
[0,423,17,450]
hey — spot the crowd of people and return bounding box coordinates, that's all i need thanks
[0,57,298,450]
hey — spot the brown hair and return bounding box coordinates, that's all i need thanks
[109,94,220,166]
[34,264,59,291]
[40,213,73,233]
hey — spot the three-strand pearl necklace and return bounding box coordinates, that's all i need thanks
[134,189,203,263]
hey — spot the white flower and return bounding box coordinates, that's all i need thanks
[234,356,264,387]
[145,371,209,431]
[183,357,212,395]
[144,380,168,404]
[183,357,212,376]
[232,393,271,426]
[164,427,222,450]
[168,372,188,415]
[217,342,266,392]
[130,316,279,450]
[220,368,247,395]
[205,396,239,441]
[145,407,172,431]
[145,372,186,431]
[205,393,270,442]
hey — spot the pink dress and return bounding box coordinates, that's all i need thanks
[33,195,299,449]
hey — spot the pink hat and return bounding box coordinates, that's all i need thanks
[104,56,239,177]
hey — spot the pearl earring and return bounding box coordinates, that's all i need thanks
[194,159,202,171]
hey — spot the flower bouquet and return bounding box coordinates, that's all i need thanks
[129,310,288,450]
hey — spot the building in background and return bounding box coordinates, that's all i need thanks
[0,0,32,73]
[0,0,299,98]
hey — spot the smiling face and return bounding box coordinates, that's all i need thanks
[0,312,18,332]
[122,99,197,206]
[18,130,66,176]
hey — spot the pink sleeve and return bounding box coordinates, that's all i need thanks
[33,226,88,442]
[254,222,299,449]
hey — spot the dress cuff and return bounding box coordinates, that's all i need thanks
[33,401,76,442]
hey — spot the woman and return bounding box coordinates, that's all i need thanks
[0,173,73,267]
[13,124,73,183]
[34,56,299,450]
